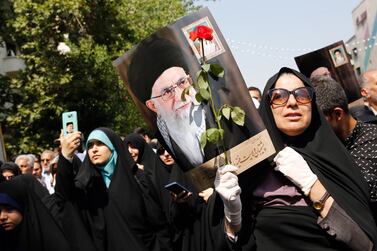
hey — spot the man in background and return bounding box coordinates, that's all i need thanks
[310,66,332,80]
[248,86,261,108]
[145,66,205,167]
[360,69,377,115]
[30,154,45,186]
[40,149,56,194]
[14,154,33,174]
[312,75,377,220]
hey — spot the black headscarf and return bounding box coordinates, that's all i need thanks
[0,174,71,251]
[259,67,377,245]
[124,133,148,164]
[55,127,171,251]
[0,162,21,177]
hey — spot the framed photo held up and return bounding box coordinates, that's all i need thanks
[113,8,275,191]
[295,41,360,103]
[329,45,349,67]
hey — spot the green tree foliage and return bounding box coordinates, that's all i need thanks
[0,0,196,158]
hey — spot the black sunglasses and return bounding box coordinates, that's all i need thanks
[268,87,314,106]
[157,146,166,155]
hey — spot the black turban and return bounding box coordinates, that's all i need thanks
[128,35,190,103]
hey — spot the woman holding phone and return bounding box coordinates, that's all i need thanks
[55,128,171,251]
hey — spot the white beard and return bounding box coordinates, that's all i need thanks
[155,98,205,166]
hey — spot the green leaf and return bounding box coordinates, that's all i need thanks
[206,128,220,143]
[210,64,224,78]
[202,63,210,72]
[221,106,231,120]
[231,106,246,126]
[199,88,210,100]
[196,70,202,79]
[1,0,189,158]
[197,72,209,89]
[200,131,207,149]
[181,87,190,102]
[195,93,204,103]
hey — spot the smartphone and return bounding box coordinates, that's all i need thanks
[164,181,191,195]
[62,111,78,137]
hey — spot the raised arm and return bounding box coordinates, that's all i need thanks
[55,131,82,201]
[214,164,242,239]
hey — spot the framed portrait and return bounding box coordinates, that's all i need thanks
[295,41,361,103]
[329,45,348,67]
[114,8,275,191]
[181,17,225,63]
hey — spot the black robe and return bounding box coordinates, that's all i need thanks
[236,67,377,251]
[0,174,71,251]
[54,127,172,251]
[126,133,236,251]
[124,132,173,249]
[124,133,231,251]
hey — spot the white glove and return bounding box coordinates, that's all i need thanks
[214,164,242,226]
[274,147,318,196]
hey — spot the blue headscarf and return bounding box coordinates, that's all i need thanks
[0,192,24,213]
[86,130,117,188]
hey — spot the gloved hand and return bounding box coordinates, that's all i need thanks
[214,164,242,226]
[274,147,318,196]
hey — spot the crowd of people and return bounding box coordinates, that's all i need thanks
[1,67,377,251]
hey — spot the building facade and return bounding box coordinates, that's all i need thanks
[0,42,25,76]
[348,0,377,75]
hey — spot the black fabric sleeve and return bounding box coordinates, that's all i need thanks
[55,153,81,201]
[318,201,373,251]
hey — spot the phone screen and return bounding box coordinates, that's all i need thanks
[62,111,78,137]
[164,182,191,195]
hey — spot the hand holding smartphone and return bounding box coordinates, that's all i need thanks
[164,181,191,195]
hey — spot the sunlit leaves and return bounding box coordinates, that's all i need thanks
[219,105,245,126]
[185,60,245,153]
[1,0,194,157]
[210,64,224,78]
[200,128,224,149]
[199,88,210,100]
[181,86,190,102]
[220,105,231,120]
[231,106,245,126]
[201,63,210,72]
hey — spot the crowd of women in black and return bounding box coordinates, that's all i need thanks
[1,67,377,251]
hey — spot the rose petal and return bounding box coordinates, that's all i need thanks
[189,31,198,41]
[196,25,214,41]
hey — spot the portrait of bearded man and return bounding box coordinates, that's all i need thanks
[145,66,206,167]
[124,30,268,174]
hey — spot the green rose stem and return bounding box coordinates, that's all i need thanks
[206,76,229,165]
[200,39,206,64]
[199,38,229,164]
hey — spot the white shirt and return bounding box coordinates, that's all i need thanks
[42,171,55,194]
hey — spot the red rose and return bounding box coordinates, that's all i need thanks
[189,25,214,42]
[196,25,213,41]
[189,31,198,41]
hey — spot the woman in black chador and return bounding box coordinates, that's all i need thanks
[54,127,171,251]
[236,67,377,251]
[0,174,71,251]
[55,127,241,251]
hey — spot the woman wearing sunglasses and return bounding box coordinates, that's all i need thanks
[236,67,377,251]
